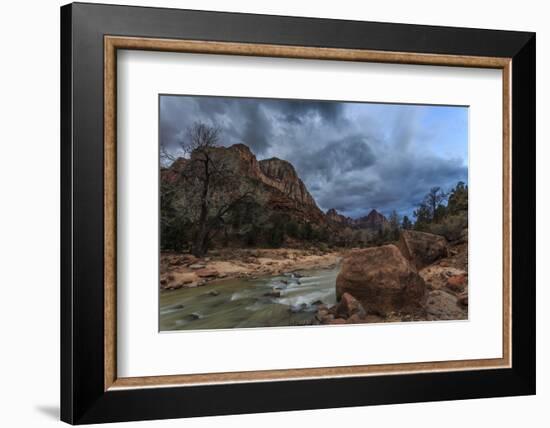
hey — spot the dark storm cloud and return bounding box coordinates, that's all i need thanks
[293,135,376,182]
[237,103,272,154]
[160,95,346,156]
[315,155,467,219]
[160,95,468,218]
[273,100,345,125]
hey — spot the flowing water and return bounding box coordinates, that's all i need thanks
[160,265,340,331]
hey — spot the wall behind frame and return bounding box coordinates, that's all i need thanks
[0,1,545,427]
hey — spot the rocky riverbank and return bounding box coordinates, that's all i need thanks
[313,230,468,325]
[161,230,468,327]
[160,248,342,291]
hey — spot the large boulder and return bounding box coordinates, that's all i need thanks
[160,272,198,290]
[336,245,427,316]
[397,230,448,270]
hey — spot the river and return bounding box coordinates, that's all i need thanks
[160,265,340,331]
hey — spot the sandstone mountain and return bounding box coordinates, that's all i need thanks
[162,143,326,227]
[326,208,353,226]
[161,157,189,184]
[208,144,318,208]
[259,156,318,208]
[161,143,393,247]
[326,207,389,231]
[354,209,389,230]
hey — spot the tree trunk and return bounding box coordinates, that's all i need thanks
[192,231,209,257]
[192,154,211,257]
[192,203,210,257]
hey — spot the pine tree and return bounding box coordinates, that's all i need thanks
[447,181,468,214]
[388,210,400,240]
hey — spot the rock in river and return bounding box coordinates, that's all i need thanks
[336,244,427,316]
[335,292,366,319]
[263,291,281,298]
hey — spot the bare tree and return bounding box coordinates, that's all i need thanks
[164,122,256,257]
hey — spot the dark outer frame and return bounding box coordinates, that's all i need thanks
[61,2,536,424]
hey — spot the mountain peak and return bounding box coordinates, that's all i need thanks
[229,143,253,153]
[366,208,383,218]
[355,209,388,230]
[326,208,352,226]
[259,157,316,208]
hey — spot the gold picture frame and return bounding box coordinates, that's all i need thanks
[103,35,512,391]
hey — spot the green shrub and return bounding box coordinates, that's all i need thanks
[161,217,191,252]
[286,220,300,239]
[244,225,260,246]
[427,212,467,241]
[317,242,329,253]
[267,224,285,248]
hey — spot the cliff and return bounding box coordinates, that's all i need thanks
[259,157,318,208]
[162,143,390,246]
[164,143,326,225]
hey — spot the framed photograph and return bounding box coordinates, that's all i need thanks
[61,2,535,424]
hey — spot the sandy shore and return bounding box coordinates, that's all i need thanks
[160,248,343,290]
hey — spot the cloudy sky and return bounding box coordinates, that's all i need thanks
[160,95,468,219]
